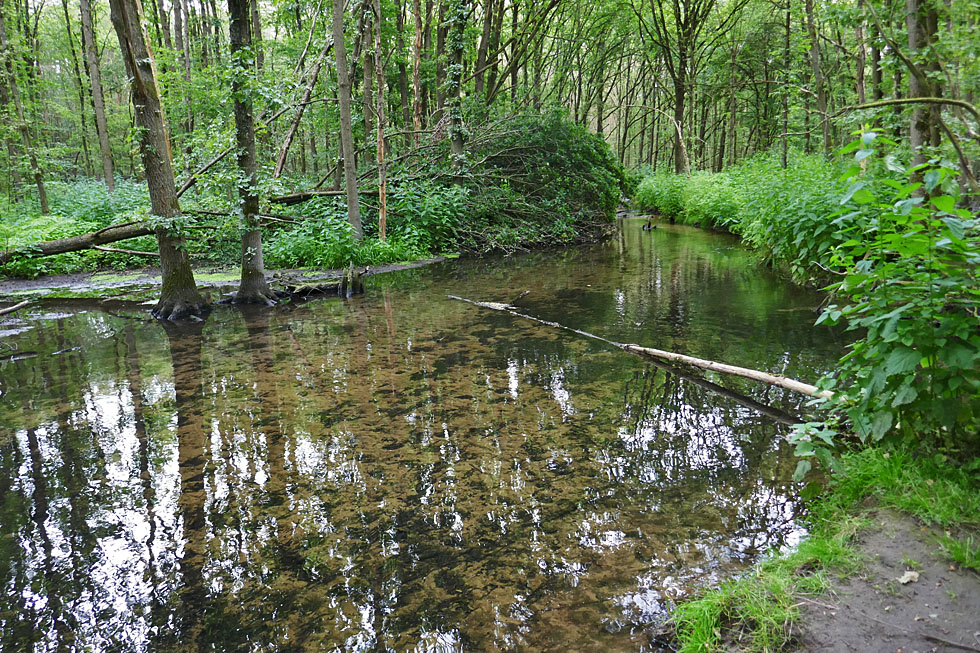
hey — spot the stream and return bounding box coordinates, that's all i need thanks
[0,219,844,651]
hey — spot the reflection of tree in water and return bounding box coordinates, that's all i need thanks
[0,239,829,652]
[155,318,209,650]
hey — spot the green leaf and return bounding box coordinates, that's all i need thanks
[891,383,918,407]
[793,459,812,482]
[941,343,977,369]
[852,188,875,204]
[855,148,874,162]
[840,181,865,205]
[942,217,965,241]
[871,411,894,440]
[885,346,921,375]
[931,195,955,213]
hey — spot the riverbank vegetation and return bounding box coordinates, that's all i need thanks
[0,0,978,646]
[1,112,630,278]
[673,446,980,651]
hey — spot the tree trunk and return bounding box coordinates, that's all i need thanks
[871,41,883,101]
[906,0,931,170]
[0,0,48,214]
[435,1,446,113]
[373,0,388,241]
[473,0,492,98]
[412,0,423,142]
[173,0,193,136]
[421,0,433,120]
[228,0,274,303]
[333,0,363,239]
[672,66,686,174]
[0,221,155,267]
[781,0,791,168]
[447,0,468,164]
[509,0,517,103]
[207,0,223,62]
[61,0,93,177]
[79,0,115,191]
[396,0,411,130]
[855,18,866,104]
[109,0,207,319]
[273,43,331,178]
[362,5,374,142]
[250,0,263,70]
[804,0,830,152]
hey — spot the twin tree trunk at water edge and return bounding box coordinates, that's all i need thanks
[108,0,207,319]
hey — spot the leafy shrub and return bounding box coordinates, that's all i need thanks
[635,170,685,218]
[446,110,631,253]
[682,172,740,228]
[729,154,851,280]
[264,197,428,269]
[791,135,980,479]
[815,138,979,447]
[385,181,468,252]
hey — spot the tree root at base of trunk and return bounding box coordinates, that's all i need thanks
[152,299,212,321]
[228,290,278,306]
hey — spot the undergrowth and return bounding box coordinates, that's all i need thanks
[2,113,629,278]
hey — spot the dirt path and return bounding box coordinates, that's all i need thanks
[798,509,980,652]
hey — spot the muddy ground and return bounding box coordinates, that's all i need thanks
[0,257,448,304]
[797,509,980,652]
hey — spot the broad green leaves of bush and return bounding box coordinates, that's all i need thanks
[814,134,980,452]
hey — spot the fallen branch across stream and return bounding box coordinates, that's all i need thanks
[448,295,833,401]
[0,300,30,316]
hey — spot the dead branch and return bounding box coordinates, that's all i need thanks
[92,245,160,257]
[0,300,30,316]
[449,295,833,400]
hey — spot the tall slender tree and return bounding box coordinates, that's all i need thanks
[229,0,275,303]
[79,0,115,191]
[333,0,363,239]
[108,0,207,319]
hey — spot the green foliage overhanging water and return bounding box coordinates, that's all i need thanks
[633,136,980,462]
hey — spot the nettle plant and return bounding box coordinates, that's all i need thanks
[792,132,980,478]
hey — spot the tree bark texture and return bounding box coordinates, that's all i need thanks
[108,0,207,319]
[229,0,274,304]
[333,0,363,239]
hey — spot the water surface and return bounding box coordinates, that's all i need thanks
[0,221,843,651]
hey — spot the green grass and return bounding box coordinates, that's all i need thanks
[938,536,980,573]
[671,446,980,652]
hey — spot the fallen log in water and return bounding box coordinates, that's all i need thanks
[448,294,833,400]
[0,300,30,316]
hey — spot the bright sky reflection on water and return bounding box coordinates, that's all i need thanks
[0,221,844,651]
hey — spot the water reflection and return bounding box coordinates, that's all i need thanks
[0,221,842,650]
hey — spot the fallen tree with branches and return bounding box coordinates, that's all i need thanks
[449,294,833,400]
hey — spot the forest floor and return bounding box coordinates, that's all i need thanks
[0,256,449,303]
[794,508,980,653]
